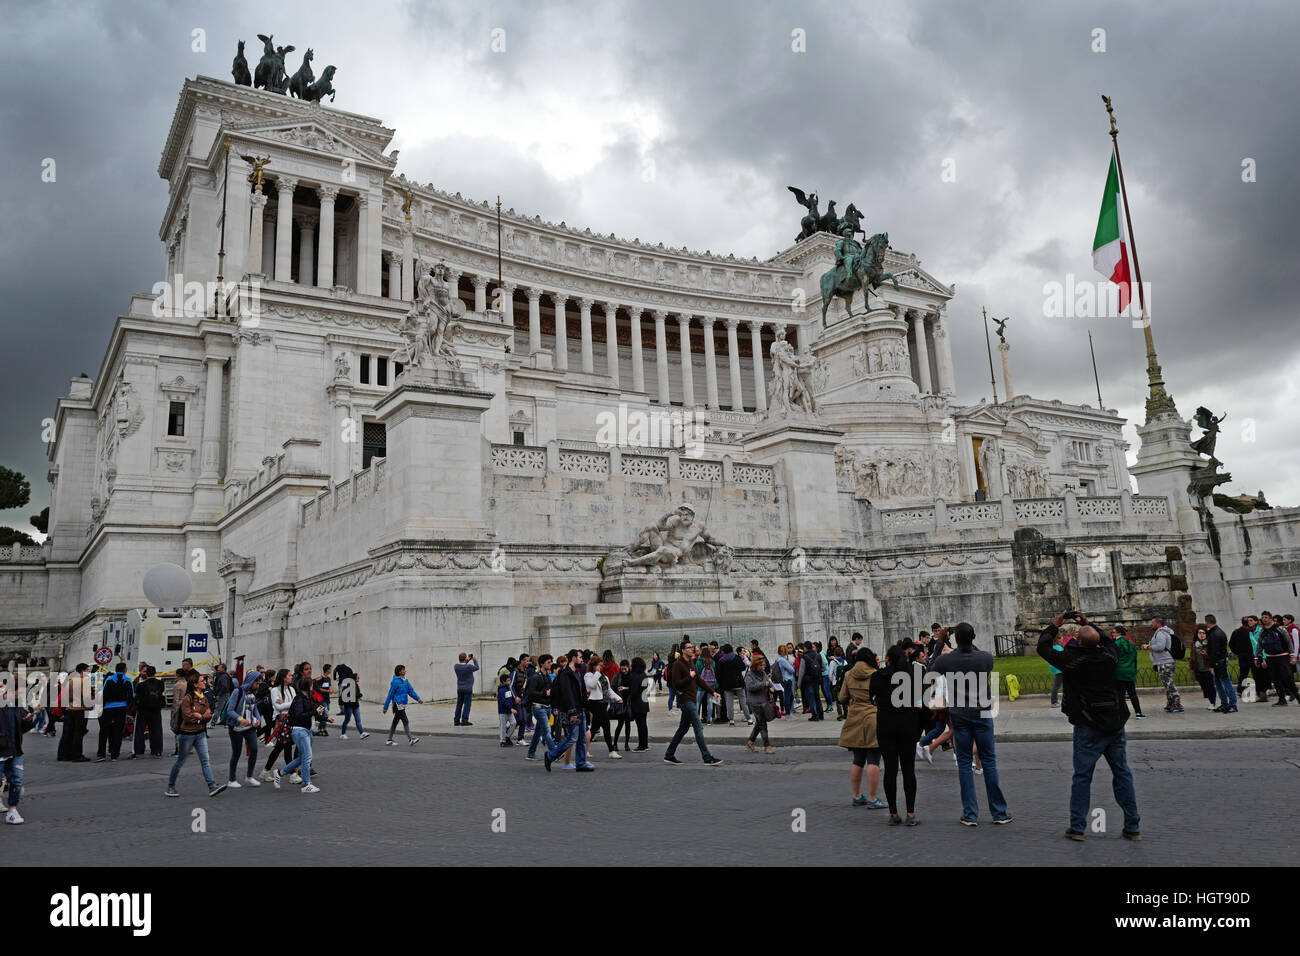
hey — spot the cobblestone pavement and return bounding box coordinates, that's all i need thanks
[8,726,1297,866]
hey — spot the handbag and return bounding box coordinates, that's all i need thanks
[760,700,776,722]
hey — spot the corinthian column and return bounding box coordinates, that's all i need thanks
[296,213,316,287]
[677,314,695,407]
[628,308,645,392]
[604,302,620,386]
[385,252,401,300]
[579,298,595,373]
[247,192,268,278]
[527,288,543,354]
[316,186,337,288]
[726,318,744,411]
[552,293,569,371]
[274,177,297,282]
[653,310,671,404]
[473,275,489,313]
[910,309,932,394]
[748,320,767,414]
[701,316,720,410]
[933,311,956,395]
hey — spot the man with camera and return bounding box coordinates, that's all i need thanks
[1037,610,1141,842]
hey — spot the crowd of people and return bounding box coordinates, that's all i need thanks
[2,608,1294,834]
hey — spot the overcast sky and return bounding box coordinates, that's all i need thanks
[2,0,1297,538]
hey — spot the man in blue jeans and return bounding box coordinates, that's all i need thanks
[544,653,592,772]
[453,652,479,726]
[930,623,1011,827]
[664,640,724,765]
[1036,609,1141,841]
[524,654,555,759]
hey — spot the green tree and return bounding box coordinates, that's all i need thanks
[30,506,48,534]
[0,527,36,547]
[0,465,31,510]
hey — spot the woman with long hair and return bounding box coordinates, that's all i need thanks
[744,652,778,754]
[584,658,620,759]
[259,669,298,783]
[839,648,885,808]
[164,672,225,798]
[649,651,666,694]
[612,659,634,751]
[697,646,719,724]
[625,657,651,751]
[869,644,922,826]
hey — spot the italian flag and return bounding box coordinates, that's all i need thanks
[1092,154,1132,312]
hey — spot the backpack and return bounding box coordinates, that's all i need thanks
[803,653,822,681]
[700,663,716,687]
[1261,627,1289,655]
[138,679,164,712]
[1167,633,1185,660]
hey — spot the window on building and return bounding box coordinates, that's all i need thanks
[167,401,185,436]
[376,357,388,387]
[513,430,526,446]
[362,422,387,468]
[166,633,183,651]
[359,354,371,385]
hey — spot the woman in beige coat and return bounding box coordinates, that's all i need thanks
[838,648,886,808]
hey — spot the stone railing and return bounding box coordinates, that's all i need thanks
[225,452,287,511]
[874,490,1174,540]
[1,543,46,564]
[299,457,385,525]
[489,442,775,488]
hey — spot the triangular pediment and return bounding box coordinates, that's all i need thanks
[230,117,392,167]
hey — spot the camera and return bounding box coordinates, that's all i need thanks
[1062,611,1079,621]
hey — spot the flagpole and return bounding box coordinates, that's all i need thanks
[215,140,230,318]
[982,306,999,404]
[1102,94,1176,422]
[496,195,504,322]
[1088,329,1104,409]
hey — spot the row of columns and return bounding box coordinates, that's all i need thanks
[486,288,786,413]
[246,177,346,290]
[905,308,955,395]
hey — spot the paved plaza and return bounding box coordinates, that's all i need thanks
[9,690,1296,867]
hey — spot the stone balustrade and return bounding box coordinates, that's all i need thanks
[873,490,1173,541]
[299,458,385,525]
[489,441,774,487]
[0,544,47,564]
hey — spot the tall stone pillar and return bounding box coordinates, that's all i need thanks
[527,288,543,354]
[296,214,316,287]
[446,269,461,303]
[261,214,276,277]
[628,307,644,392]
[401,220,415,300]
[316,186,337,288]
[910,310,932,394]
[579,298,595,373]
[246,192,268,278]
[200,356,224,480]
[362,192,384,296]
[726,318,744,411]
[274,177,297,282]
[473,276,489,313]
[385,252,402,300]
[677,315,695,406]
[933,310,956,395]
[701,316,720,410]
[552,293,569,371]
[653,311,671,404]
[224,156,250,283]
[604,302,620,387]
[749,320,767,413]
[999,340,1015,399]
[500,282,516,326]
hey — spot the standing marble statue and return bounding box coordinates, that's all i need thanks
[392,258,463,371]
[978,438,1001,497]
[766,328,816,418]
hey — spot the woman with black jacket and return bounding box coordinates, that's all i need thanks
[869,644,922,826]
[620,659,651,752]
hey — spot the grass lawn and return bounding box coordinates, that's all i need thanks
[993,649,1198,695]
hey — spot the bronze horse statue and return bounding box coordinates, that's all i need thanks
[288,48,314,99]
[304,65,338,103]
[231,40,251,86]
[787,186,820,242]
[820,231,898,327]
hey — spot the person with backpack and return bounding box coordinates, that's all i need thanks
[95,662,133,762]
[383,664,422,746]
[1257,611,1300,706]
[1142,617,1183,714]
[130,665,165,757]
[333,664,368,740]
[164,671,226,798]
[273,677,325,793]
[799,642,825,721]
[544,653,592,772]
[224,670,264,788]
[1112,626,1144,719]
[1038,610,1140,842]
[714,644,747,727]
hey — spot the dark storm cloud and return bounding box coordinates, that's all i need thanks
[3,0,1298,541]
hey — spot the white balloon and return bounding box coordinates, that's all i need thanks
[142,562,192,608]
